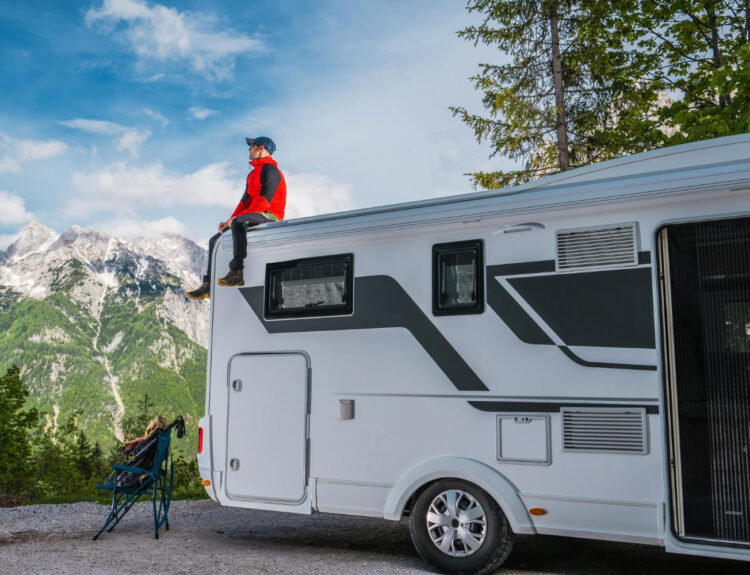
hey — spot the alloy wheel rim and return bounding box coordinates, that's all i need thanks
[426,489,487,557]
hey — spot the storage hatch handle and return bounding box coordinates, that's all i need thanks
[230,458,240,471]
[232,379,242,392]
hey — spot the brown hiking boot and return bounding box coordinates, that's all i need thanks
[217,269,244,287]
[186,278,211,300]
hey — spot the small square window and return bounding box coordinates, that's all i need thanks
[433,240,484,315]
[265,254,353,318]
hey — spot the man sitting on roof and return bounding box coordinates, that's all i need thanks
[187,136,286,299]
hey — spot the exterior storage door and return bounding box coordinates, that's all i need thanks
[659,217,750,545]
[225,352,309,504]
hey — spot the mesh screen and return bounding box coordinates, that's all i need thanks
[666,217,750,543]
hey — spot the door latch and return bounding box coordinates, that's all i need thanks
[230,458,240,471]
[232,379,242,392]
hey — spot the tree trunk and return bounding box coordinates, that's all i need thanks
[550,4,570,171]
[706,6,731,107]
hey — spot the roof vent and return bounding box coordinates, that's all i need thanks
[556,223,638,271]
[561,407,648,454]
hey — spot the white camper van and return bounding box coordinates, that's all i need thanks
[197,134,750,574]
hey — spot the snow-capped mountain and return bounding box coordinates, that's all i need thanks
[0,222,209,345]
[0,222,210,448]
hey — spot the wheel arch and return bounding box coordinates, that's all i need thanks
[383,456,536,535]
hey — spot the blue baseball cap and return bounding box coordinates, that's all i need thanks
[245,136,276,155]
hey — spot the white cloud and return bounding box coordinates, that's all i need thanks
[69,161,241,215]
[116,129,151,158]
[58,118,150,158]
[86,0,264,81]
[284,174,356,219]
[144,108,169,127]
[188,107,218,120]
[0,132,68,173]
[57,119,123,135]
[0,190,35,226]
[68,161,355,223]
[92,216,188,240]
[17,140,69,161]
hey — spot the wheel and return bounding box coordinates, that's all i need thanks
[409,479,513,575]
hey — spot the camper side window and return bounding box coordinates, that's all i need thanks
[265,253,354,318]
[432,240,484,315]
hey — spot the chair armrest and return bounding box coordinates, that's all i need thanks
[112,464,154,477]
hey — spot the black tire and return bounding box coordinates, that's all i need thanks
[409,479,514,575]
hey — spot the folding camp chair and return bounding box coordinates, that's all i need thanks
[93,415,185,540]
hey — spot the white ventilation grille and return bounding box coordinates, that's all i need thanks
[556,223,638,271]
[561,407,648,454]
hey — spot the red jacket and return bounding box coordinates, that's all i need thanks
[231,156,286,221]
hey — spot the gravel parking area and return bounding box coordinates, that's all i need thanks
[1,500,748,574]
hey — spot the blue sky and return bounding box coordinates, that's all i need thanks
[0,0,509,246]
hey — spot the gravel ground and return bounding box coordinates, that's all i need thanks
[1,500,749,575]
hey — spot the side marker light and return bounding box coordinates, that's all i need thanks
[202,479,212,487]
[529,507,547,516]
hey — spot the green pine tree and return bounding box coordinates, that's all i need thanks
[121,392,155,441]
[0,366,39,495]
[452,0,666,188]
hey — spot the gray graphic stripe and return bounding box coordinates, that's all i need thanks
[469,400,659,414]
[487,252,650,277]
[487,261,555,277]
[487,258,658,370]
[239,276,489,392]
[559,346,657,371]
[485,271,553,345]
[507,267,656,349]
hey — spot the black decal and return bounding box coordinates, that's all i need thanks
[240,276,489,392]
[487,260,555,277]
[508,268,656,349]
[559,346,656,371]
[485,272,553,345]
[469,400,659,414]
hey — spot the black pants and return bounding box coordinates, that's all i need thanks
[205,213,270,280]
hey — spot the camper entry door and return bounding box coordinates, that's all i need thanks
[225,352,309,504]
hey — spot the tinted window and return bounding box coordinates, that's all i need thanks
[433,240,484,315]
[265,254,353,318]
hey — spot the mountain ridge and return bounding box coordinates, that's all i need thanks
[0,221,210,452]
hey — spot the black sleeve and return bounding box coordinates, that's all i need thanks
[259,164,282,203]
[239,180,249,205]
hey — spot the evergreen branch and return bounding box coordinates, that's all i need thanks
[644,28,707,64]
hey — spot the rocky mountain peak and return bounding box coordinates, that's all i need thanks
[53,226,114,255]
[130,234,207,284]
[0,222,209,346]
[5,221,58,260]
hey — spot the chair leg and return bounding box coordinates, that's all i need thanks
[94,490,130,539]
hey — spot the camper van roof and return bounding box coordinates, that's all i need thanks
[269,133,750,231]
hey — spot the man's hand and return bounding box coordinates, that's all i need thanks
[218,217,234,233]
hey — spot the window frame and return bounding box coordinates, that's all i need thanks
[264,253,354,319]
[432,239,485,316]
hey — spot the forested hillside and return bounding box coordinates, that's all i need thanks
[0,222,209,460]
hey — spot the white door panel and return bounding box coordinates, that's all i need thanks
[226,353,309,503]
